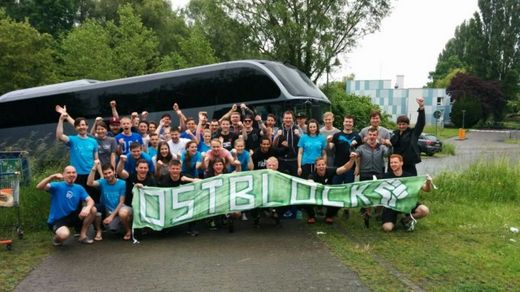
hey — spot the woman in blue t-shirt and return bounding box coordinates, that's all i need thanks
[181,141,202,178]
[297,119,327,179]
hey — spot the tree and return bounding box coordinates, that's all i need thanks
[108,4,160,77]
[89,0,190,55]
[429,0,519,103]
[222,0,391,82]
[1,0,93,36]
[185,0,259,61]
[447,72,506,126]
[59,19,118,81]
[0,10,57,95]
[157,25,218,71]
[321,82,392,130]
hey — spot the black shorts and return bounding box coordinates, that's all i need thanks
[48,211,81,233]
[381,203,421,224]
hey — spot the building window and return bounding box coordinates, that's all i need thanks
[437,96,443,105]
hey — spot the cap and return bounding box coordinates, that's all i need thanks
[109,117,120,125]
[296,112,306,118]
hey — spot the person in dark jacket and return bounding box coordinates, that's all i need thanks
[390,97,426,175]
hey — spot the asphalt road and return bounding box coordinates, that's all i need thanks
[417,130,520,176]
[16,219,368,292]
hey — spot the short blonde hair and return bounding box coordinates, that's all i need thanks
[323,111,334,119]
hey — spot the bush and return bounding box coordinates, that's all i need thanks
[450,95,482,128]
[440,142,455,155]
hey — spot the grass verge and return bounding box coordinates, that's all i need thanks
[423,126,461,140]
[0,230,53,292]
[311,159,520,290]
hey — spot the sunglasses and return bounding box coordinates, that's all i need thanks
[244,120,252,123]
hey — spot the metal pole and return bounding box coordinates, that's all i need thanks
[462,110,466,129]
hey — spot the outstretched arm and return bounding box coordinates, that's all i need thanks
[219,104,238,123]
[56,113,70,143]
[414,97,426,136]
[110,100,119,119]
[87,160,101,188]
[173,103,187,131]
[336,156,357,175]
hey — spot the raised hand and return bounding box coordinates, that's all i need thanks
[55,105,67,115]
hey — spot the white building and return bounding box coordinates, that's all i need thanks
[345,76,451,125]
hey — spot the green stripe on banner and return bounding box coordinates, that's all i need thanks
[132,170,425,230]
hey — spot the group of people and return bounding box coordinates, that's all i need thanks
[38,98,434,246]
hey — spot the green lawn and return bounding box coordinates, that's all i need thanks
[423,125,461,140]
[311,159,520,290]
[0,230,53,292]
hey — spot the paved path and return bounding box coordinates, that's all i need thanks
[417,130,520,176]
[16,220,368,291]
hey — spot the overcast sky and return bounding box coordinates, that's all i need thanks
[342,0,479,88]
[172,0,479,88]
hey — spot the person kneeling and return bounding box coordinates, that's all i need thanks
[381,154,432,232]
[37,166,97,245]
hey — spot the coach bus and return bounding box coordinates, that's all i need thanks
[0,60,330,147]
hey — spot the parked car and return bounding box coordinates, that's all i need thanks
[418,133,443,156]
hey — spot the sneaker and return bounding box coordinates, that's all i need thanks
[52,238,63,246]
[307,217,316,224]
[272,210,281,226]
[325,217,334,225]
[186,229,199,237]
[241,213,248,221]
[209,220,217,231]
[283,210,293,218]
[401,216,417,232]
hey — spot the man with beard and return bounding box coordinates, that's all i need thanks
[87,161,131,241]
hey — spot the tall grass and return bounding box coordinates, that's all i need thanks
[440,142,455,155]
[434,158,520,203]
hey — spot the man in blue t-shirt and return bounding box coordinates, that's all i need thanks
[36,166,96,246]
[118,142,155,176]
[56,112,99,200]
[87,161,131,241]
[115,117,144,155]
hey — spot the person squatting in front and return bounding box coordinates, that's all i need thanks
[87,160,132,241]
[380,154,433,232]
[37,166,97,245]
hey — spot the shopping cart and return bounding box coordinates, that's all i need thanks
[0,172,23,251]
